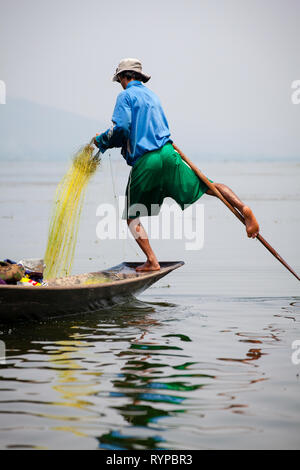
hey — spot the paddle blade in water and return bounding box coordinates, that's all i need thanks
[43,144,100,280]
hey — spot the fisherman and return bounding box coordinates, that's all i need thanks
[94,58,259,272]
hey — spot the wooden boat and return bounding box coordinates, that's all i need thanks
[0,261,184,324]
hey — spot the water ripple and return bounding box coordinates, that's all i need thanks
[0,296,299,449]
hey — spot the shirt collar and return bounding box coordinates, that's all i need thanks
[126,80,143,89]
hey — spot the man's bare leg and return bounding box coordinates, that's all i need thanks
[206,183,259,238]
[127,218,160,271]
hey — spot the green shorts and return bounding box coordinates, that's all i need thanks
[124,142,211,219]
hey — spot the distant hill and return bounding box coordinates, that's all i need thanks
[0,99,104,161]
[1,98,299,163]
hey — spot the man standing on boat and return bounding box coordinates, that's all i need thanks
[93,58,259,272]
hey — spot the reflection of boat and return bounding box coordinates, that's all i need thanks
[0,261,184,324]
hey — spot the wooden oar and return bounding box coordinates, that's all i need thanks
[172,143,300,282]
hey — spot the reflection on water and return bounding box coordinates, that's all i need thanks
[0,296,300,449]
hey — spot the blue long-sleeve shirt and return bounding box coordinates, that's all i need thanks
[95,81,171,166]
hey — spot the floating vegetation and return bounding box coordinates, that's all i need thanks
[44,144,100,280]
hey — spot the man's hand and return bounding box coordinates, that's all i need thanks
[93,133,100,146]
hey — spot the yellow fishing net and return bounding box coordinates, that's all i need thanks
[44,144,100,280]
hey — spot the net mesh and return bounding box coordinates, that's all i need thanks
[43,144,100,280]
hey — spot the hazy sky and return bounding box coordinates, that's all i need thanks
[1,0,300,159]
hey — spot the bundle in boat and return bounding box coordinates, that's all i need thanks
[44,144,100,280]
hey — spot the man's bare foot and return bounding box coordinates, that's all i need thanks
[242,206,260,238]
[136,260,161,272]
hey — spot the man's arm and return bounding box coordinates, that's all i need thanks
[94,92,132,153]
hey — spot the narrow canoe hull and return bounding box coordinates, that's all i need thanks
[0,262,184,324]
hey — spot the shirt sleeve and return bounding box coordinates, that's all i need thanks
[95,92,132,154]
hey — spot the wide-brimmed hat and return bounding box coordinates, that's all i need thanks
[112,58,151,83]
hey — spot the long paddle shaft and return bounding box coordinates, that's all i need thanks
[172,143,300,282]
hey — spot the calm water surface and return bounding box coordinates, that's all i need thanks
[0,160,299,449]
[0,294,299,450]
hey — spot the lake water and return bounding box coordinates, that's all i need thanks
[0,158,299,449]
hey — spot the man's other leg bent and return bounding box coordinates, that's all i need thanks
[206,183,259,238]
